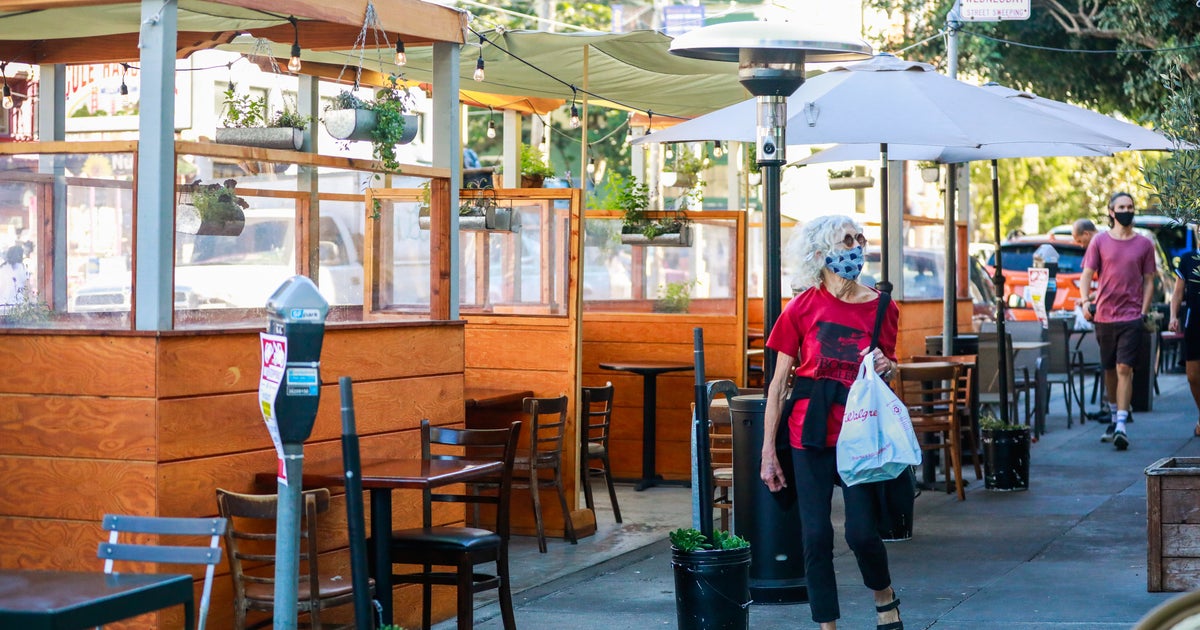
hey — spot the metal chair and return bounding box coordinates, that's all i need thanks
[977,331,1033,426]
[1045,318,1081,427]
[98,514,227,630]
[385,419,521,630]
[513,395,578,553]
[580,383,622,523]
[896,362,966,501]
[216,488,368,629]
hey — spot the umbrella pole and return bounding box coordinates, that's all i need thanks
[763,161,782,386]
[877,143,892,295]
[990,159,1010,425]
[944,163,958,357]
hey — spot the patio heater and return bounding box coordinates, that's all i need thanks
[670,22,871,604]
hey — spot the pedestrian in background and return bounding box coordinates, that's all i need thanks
[761,215,904,630]
[1072,218,1097,249]
[1079,192,1156,450]
[1169,247,1200,437]
[0,245,29,306]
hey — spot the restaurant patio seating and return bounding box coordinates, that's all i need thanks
[896,362,966,501]
[216,488,366,629]
[580,383,622,523]
[908,354,982,481]
[977,331,1033,426]
[1046,318,1081,427]
[513,395,578,553]
[385,419,521,630]
[709,411,735,530]
[98,514,227,630]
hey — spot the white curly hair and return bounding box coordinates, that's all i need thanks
[787,214,863,292]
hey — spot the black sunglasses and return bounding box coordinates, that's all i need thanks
[842,233,868,248]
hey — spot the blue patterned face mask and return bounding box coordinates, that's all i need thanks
[825,245,864,280]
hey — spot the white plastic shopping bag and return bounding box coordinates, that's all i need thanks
[837,354,922,486]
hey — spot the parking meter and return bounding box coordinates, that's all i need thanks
[1033,244,1061,310]
[263,276,328,630]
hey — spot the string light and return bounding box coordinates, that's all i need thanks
[486,107,496,139]
[1,63,12,110]
[473,34,486,81]
[665,147,674,160]
[586,157,595,174]
[645,111,653,136]
[713,140,724,158]
[287,16,302,73]
[569,87,580,128]
[119,63,129,96]
[394,39,407,66]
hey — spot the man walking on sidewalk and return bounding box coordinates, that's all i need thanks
[1079,192,1157,450]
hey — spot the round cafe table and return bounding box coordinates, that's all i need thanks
[599,360,693,491]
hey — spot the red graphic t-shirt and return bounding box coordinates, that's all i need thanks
[765,285,899,449]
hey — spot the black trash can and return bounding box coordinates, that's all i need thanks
[729,395,807,604]
[673,545,752,630]
[925,334,979,356]
[982,427,1030,491]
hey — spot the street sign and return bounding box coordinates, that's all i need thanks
[960,0,1030,21]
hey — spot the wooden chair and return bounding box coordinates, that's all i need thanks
[580,383,622,523]
[386,420,521,630]
[216,488,367,630]
[513,395,578,553]
[908,354,982,481]
[709,415,735,531]
[895,362,966,501]
[98,514,228,630]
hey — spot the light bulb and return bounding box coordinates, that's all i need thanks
[713,141,724,158]
[394,40,407,66]
[119,81,128,96]
[586,158,595,174]
[486,120,496,139]
[569,104,580,129]
[288,43,302,73]
[473,56,485,82]
[665,148,674,160]
[1,86,11,110]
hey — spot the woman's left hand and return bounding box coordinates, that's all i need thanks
[860,346,892,376]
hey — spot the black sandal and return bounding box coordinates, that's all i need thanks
[876,597,903,630]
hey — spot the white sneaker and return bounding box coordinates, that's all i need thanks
[1101,424,1116,443]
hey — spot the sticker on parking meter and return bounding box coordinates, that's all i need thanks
[259,333,288,485]
[285,367,320,396]
[289,308,322,321]
[1028,267,1050,328]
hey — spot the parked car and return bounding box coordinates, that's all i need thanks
[862,248,996,324]
[986,231,1172,321]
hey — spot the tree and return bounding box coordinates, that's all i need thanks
[1144,68,1200,222]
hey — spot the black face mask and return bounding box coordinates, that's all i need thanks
[1113,211,1135,227]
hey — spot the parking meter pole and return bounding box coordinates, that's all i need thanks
[263,276,328,630]
[275,444,304,630]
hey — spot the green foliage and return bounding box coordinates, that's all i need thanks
[1144,68,1200,222]
[655,280,697,313]
[827,168,854,179]
[0,292,51,326]
[520,144,556,179]
[369,81,414,173]
[669,527,750,552]
[979,412,1028,432]
[187,179,249,223]
[672,149,708,176]
[222,84,309,129]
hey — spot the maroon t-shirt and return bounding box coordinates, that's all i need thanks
[1082,231,1155,323]
[766,285,899,449]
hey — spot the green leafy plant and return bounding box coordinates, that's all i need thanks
[827,168,854,179]
[186,179,249,223]
[221,84,309,129]
[979,412,1027,432]
[655,280,697,313]
[916,160,939,171]
[520,144,556,180]
[669,527,749,552]
[325,79,414,173]
[672,149,709,178]
[0,292,51,326]
[1145,68,1200,223]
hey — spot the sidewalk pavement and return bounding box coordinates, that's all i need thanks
[440,371,1200,629]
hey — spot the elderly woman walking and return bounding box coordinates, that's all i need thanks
[760,214,903,630]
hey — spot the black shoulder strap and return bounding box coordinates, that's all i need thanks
[870,290,891,351]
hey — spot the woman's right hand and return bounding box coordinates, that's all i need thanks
[760,450,787,492]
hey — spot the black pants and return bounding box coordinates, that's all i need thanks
[791,447,892,623]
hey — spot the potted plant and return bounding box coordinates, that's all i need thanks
[670,527,751,630]
[176,179,249,236]
[418,184,514,232]
[214,84,309,150]
[917,160,941,183]
[655,280,697,313]
[827,167,876,190]
[668,148,709,189]
[979,412,1031,491]
[323,80,418,172]
[613,173,692,247]
[519,143,556,188]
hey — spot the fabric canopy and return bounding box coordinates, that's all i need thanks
[220,29,751,119]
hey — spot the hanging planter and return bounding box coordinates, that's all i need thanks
[621,224,693,247]
[419,189,515,232]
[666,172,698,189]
[215,127,304,150]
[176,179,248,237]
[828,175,876,190]
[324,109,418,145]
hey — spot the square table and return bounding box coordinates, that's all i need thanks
[273,457,503,626]
[0,570,194,629]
